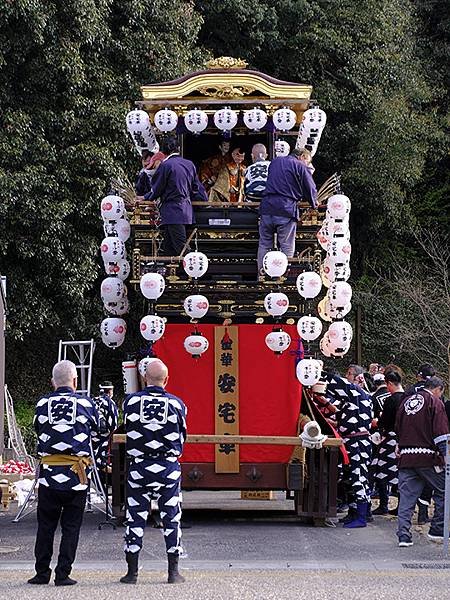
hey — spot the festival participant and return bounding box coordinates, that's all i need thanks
[244,143,270,202]
[121,359,187,585]
[209,144,246,203]
[395,376,449,546]
[136,137,207,257]
[91,381,118,488]
[135,151,166,196]
[28,360,102,587]
[199,138,231,192]
[257,148,317,274]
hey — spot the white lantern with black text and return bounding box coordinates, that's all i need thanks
[184,109,208,134]
[126,110,150,133]
[265,330,291,354]
[213,107,238,132]
[183,295,209,319]
[101,195,125,221]
[101,237,126,263]
[296,271,322,299]
[104,258,130,281]
[327,236,352,264]
[302,108,327,130]
[100,317,126,348]
[184,333,209,357]
[274,140,290,157]
[154,108,178,132]
[296,316,323,341]
[328,281,353,308]
[262,251,288,278]
[320,334,333,357]
[264,292,289,317]
[327,320,353,349]
[101,277,124,303]
[104,297,129,316]
[107,218,131,243]
[296,358,322,386]
[273,107,296,131]
[140,314,165,342]
[183,251,209,278]
[317,225,330,251]
[317,297,333,322]
[243,107,268,131]
[329,302,352,319]
[140,272,165,300]
[327,194,351,220]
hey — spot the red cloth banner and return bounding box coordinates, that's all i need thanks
[155,324,301,463]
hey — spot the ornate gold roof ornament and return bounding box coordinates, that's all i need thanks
[198,84,255,99]
[205,56,248,70]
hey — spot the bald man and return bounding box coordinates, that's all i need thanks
[244,143,270,202]
[121,360,187,585]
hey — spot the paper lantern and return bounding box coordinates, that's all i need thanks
[243,107,268,131]
[274,140,290,157]
[104,258,130,281]
[154,108,178,132]
[327,194,351,220]
[265,330,291,354]
[262,251,288,277]
[321,258,350,286]
[264,292,289,317]
[213,107,238,132]
[104,298,129,316]
[327,236,352,264]
[320,334,333,358]
[101,277,124,303]
[183,295,209,319]
[184,109,208,133]
[296,316,323,341]
[317,297,333,322]
[273,107,297,131]
[140,272,165,300]
[183,251,209,278]
[138,357,159,378]
[126,110,150,133]
[329,344,351,357]
[140,315,165,342]
[184,334,209,357]
[100,195,125,221]
[327,321,353,350]
[317,225,330,251]
[328,282,353,308]
[301,108,327,130]
[296,358,322,386]
[296,271,322,299]
[329,302,352,319]
[101,236,126,263]
[100,317,126,348]
[106,218,130,243]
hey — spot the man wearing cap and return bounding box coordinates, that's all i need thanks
[92,381,118,488]
[28,360,103,587]
[395,376,449,546]
[120,359,187,585]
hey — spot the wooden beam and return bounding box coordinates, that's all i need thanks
[112,433,342,447]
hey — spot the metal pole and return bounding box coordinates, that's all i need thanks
[0,276,7,458]
[443,434,450,555]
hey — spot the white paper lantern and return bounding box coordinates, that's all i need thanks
[101,236,126,263]
[140,315,165,342]
[273,107,297,131]
[100,317,126,348]
[320,334,333,357]
[264,292,289,317]
[183,295,209,319]
[104,297,129,316]
[100,195,125,221]
[327,236,352,264]
[296,358,322,386]
[184,109,208,133]
[274,140,290,157]
[296,271,322,299]
[104,258,130,281]
[321,258,350,285]
[329,344,351,357]
[140,272,165,300]
[328,281,353,308]
[243,107,268,131]
[138,357,159,378]
[327,194,351,220]
[329,302,352,319]
[126,110,150,133]
[154,108,178,132]
[317,225,330,251]
[296,316,323,341]
[101,277,124,303]
[183,251,209,278]
[317,297,333,322]
[301,108,327,130]
[327,321,353,350]
[262,251,289,277]
[265,330,291,354]
[213,107,238,132]
[184,334,209,356]
[105,217,130,243]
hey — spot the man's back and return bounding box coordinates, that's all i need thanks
[245,160,270,201]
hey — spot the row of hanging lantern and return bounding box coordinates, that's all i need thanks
[99,195,131,348]
[295,107,327,157]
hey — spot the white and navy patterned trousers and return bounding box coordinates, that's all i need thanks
[124,456,182,555]
[343,435,372,504]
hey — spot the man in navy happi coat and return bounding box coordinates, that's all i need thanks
[257,148,317,273]
[28,360,103,587]
[121,359,187,585]
[137,137,207,257]
[91,381,118,487]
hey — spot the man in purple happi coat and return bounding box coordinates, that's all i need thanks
[257,148,317,274]
[137,137,207,256]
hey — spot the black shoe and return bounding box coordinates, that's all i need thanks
[398,536,413,547]
[388,506,398,516]
[27,571,51,585]
[167,553,185,584]
[339,508,357,524]
[55,577,77,586]
[417,502,430,525]
[120,552,139,584]
[372,505,389,515]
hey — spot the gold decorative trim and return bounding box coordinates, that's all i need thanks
[198,84,255,99]
[206,57,248,70]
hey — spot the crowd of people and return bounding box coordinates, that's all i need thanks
[312,362,449,547]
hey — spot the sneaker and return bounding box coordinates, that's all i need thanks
[398,537,413,547]
[428,531,444,543]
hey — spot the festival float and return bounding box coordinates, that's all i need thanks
[102,57,353,524]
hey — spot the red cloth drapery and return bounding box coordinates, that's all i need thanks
[155,324,301,463]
